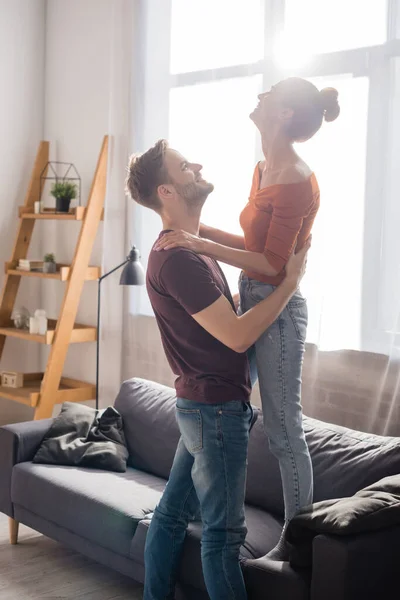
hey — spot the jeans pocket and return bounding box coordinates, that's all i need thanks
[239,277,250,314]
[176,408,203,454]
[218,400,247,415]
[247,280,276,304]
[287,299,308,343]
[217,403,253,440]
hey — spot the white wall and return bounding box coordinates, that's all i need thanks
[42,0,114,403]
[0,0,128,422]
[0,0,46,424]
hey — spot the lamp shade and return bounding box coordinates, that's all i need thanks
[119,246,145,285]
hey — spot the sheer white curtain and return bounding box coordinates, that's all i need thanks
[128,0,400,434]
[99,0,134,407]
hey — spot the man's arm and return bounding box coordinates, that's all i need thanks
[193,283,293,352]
[192,243,309,353]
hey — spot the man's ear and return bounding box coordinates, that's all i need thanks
[158,184,174,202]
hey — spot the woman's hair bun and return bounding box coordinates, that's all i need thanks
[319,87,340,122]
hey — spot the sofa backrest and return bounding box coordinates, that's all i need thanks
[245,411,400,515]
[115,378,179,480]
[115,378,400,516]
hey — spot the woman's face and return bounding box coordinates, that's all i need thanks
[250,83,293,134]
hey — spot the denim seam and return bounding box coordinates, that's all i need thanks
[168,482,196,595]
[218,410,237,599]
[278,315,301,517]
[287,303,306,342]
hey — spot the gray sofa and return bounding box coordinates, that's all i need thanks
[1,377,400,600]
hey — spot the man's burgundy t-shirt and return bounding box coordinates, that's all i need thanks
[146,233,250,404]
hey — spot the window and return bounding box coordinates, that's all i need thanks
[299,74,369,350]
[281,0,387,59]
[170,0,265,73]
[133,0,400,354]
[169,75,262,290]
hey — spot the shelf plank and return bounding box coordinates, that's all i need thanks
[0,373,42,406]
[0,373,95,407]
[5,262,101,281]
[19,206,86,220]
[7,269,62,280]
[18,207,104,221]
[69,324,97,343]
[0,320,97,344]
[55,378,96,404]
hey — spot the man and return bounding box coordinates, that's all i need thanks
[126,139,309,600]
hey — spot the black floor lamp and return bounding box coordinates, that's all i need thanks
[96,245,144,409]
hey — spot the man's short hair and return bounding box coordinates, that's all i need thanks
[125,139,169,211]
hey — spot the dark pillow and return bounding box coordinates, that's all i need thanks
[33,402,128,473]
[287,474,400,567]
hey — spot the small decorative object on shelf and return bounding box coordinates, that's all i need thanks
[29,315,39,335]
[17,259,43,272]
[35,309,48,335]
[30,309,48,335]
[11,306,30,329]
[43,253,56,273]
[1,371,24,388]
[51,181,78,213]
[39,161,81,213]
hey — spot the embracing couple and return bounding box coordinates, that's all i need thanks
[126,77,340,600]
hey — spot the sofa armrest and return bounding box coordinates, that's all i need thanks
[0,419,52,517]
[242,556,310,600]
[311,526,400,600]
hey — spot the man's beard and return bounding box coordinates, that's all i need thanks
[174,181,214,209]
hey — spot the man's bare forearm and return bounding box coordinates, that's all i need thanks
[233,280,296,352]
[192,248,307,354]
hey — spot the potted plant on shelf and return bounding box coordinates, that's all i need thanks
[43,253,56,274]
[50,180,77,213]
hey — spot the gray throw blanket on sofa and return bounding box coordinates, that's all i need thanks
[33,402,129,472]
[287,474,400,567]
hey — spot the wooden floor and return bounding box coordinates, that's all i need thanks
[0,513,143,599]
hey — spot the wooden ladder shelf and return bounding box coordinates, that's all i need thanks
[0,136,108,419]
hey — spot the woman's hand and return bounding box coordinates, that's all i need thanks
[154,230,206,254]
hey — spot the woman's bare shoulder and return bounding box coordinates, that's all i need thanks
[277,161,313,185]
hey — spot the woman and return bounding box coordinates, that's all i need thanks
[156,78,340,560]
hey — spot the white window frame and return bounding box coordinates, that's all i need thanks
[132,0,400,354]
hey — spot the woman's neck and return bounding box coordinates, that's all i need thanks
[260,131,298,173]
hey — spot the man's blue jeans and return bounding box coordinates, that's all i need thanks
[144,397,253,600]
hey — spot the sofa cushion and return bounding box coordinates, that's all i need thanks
[246,414,400,516]
[115,378,400,518]
[115,378,180,480]
[306,419,400,502]
[115,378,283,510]
[179,505,283,592]
[130,504,283,593]
[12,462,165,558]
[242,505,283,559]
[246,417,283,514]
